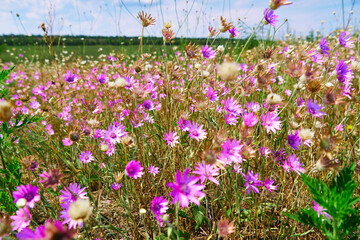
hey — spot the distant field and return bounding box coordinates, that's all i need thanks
[0,44,177,63]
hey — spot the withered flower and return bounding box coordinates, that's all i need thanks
[138,11,156,27]
[162,28,175,43]
[39,169,64,190]
[217,217,235,238]
[315,155,341,171]
[184,42,199,59]
[285,60,303,78]
[208,26,218,37]
[219,17,233,33]
[269,0,293,10]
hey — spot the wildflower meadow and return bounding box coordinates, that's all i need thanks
[1,0,360,239]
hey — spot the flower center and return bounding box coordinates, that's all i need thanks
[24,192,34,201]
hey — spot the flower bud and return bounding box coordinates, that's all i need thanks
[0,101,12,122]
[69,198,92,224]
[16,198,27,208]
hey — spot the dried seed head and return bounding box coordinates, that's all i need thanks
[100,142,109,152]
[217,61,239,82]
[164,21,172,29]
[135,66,142,73]
[298,128,314,140]
[69,132,81,142]
[115,77,128,88]
[266,93,283,105]
[201,149,218,165]
[69,199,93,223]
[0,101,13,122]
[114,172,124,183]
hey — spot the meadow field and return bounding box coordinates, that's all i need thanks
[1,2,360,240]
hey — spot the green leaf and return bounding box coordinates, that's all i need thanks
[0,66,15,83]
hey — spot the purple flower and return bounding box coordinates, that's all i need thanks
[167,168,206,208]
[336,60,354,83]
[224,97,242,116]
[339,31,354,48]
[97,73,108,84]
[187,122,207,141]
[125,160,144,179]
[307,99,326,118]
[151,196,168,216]
[148,164,160,176]
[79,150,94,164]
[64,71,78,83]
[263,178,278,192]
[242,170,262,194]
[312,200,331,220]
[202,45,216,59]
[287,131,301,150]
[10,207,31,232]
[281,154,304,175]
[242,112,258,127]
[13,184,40,209]
[319,38,329,55]
[163,130,179,147]
[193,161,220,185]
[264,8,278,27]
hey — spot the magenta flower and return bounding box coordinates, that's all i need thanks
[59,183,88,205]
[339,31,354,48]
[143,99,155,111]
[79,150,94,164]
[125,160,144,179]
[242,170,262,194]
[13,184,40,209]
[202,45,216,59]
[187,122,207,141]
[261,112,282,133]
[281,154,304,175]
[111,182,122,190]
[264,8,278,27]
[17,225,46,239]
[102,123,127,145]
[263,178,278,192]
[228,27,240,38]
[307,99,326,118]
[218,138,244,165]
[287,131,301,150]
[336,60,354,83]
[10,207,31,232]
[177,117,191,131]
[224,97,242,116]
[319,38,329,55]
[151,196,169,216]
[97,73,108,84]
[64,71,78,83]
[167,168,206,208]
[148,164,160,176]
[312,200,331,220]
[163,130,180,147]
[242,112,258,127]
[62,138,73,146]
[193,161,220,185]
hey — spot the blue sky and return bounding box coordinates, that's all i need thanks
[0,0,359,38]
